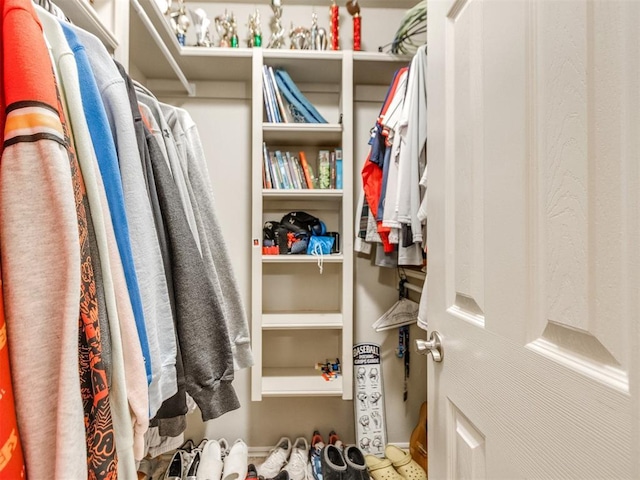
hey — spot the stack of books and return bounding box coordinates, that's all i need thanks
[263,66,328,124]
[263,143,343,190]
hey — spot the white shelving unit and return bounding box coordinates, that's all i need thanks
[250,47,354,401]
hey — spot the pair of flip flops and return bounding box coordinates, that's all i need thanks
[365,445,427,480]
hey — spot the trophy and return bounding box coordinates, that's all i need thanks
[215,10,232,47]
[247,9,263,47]
[169,0,190,46]
[289,22,310,50]
[310,12,328,50]
[329,0,339,50]
[267,0,285,49]
[190,8,212,47]
[347,0,361,51]
[230,13,239,47]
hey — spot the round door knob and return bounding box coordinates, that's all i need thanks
[415,331,443,362]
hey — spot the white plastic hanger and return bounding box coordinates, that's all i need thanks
[372,278,419,332]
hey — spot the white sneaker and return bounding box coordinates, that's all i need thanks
[219,438,230,460]
[258,437,292,479]
[282,437,309,480]
[197,439,224,480]
[223,439,249,480]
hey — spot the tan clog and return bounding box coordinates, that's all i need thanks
[384,445,427,480]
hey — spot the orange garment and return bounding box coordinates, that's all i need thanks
[0,269,26,479]
[1,3,27,477]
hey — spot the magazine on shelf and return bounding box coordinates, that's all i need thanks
[269,66,289,123]
[262,142,272,189]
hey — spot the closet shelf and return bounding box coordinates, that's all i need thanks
[56,0,118,52]
[262,312,343,330]
[263,123,343,145]
[179,47,253,82]
[262,254,343,263]
[353,51,412,85]
[262,189,343,201]
[264,50,342,84]
[261,368,344,397]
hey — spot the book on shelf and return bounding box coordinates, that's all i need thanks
[335,148,343,189]
[318,150,331,189]
[274,150,290,189]
[329,151,337,189]
[262,66,328,124]
[284,152,300,189]
[298,151,315,189]
[262,142,272,189]
[269,66,289,123]
[263,65,282,123]
[263,145,343,190]
[274,69,328,124]
[269,151,283,189]
[292,155,307,190]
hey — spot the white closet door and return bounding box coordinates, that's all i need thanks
[424,0,640,478]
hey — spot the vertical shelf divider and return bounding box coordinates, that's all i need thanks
[250,48,263,401]
[341,50,354,401]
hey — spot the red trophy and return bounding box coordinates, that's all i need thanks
[330,0,340,50]
[347,0,361,51]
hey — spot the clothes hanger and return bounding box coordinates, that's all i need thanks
[371,269,419,332]
[133,79,157,99]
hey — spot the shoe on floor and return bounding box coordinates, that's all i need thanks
[271,471,290,480]
[164,450,186,480]
[246,464,259,480]
[328,431,343,451]
[223,439,249,480]
[383,445,426,480]
[258,437,292,479]
[282,437,309,480]
[320,445,347,480]
[185,451,202,480]
[197,439,224,480]
[220,438,231,459]
[308,431,325,480]
[364,456,404,480]
[343,446,369,480]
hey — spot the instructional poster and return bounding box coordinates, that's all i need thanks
[353,343,387,457]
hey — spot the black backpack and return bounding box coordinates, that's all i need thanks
[280,211,325,236]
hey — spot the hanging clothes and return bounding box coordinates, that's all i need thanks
[62,23,149,467]
[2,0,92,476]
[356,46,427,267]
[71,25,179,419]
[2,0,250,474]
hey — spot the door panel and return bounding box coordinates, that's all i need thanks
[530,0,629,383]
[449,0,485,319]
[448,402,486,480]
[427,0,640,478]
